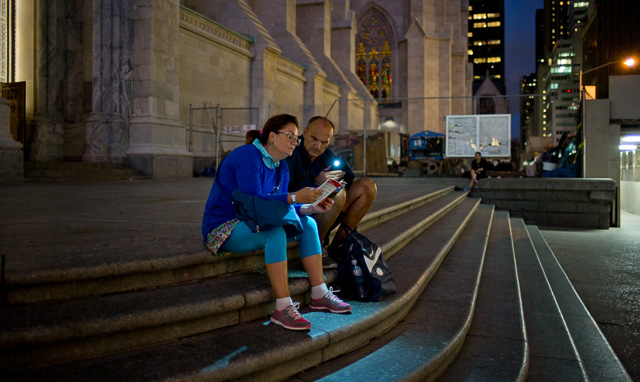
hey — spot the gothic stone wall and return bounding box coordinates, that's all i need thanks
[178,7,310,172]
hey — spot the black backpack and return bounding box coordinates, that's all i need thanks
[330,226,396,302]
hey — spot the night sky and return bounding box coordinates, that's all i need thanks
[504,0,543,138]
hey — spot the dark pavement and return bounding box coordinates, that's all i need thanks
[1,177,639,380]
[541,213,640,381]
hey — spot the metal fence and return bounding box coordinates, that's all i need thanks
[189,104,259,169]
[322,94,563,178]
[188,93,580,179]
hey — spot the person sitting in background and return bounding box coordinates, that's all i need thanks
[470,151,490,188]
[285,116,377,268]
[245,129,261,144]
[202,114,351,331]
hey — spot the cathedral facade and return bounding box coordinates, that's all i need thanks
[4,0,471,179]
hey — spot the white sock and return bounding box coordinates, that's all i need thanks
[275,297,293,311]
[311,283,329,299]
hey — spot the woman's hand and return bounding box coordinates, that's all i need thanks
[291,187,323,204]
[301,197,334,215]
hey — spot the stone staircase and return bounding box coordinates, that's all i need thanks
[24,161,149,182]
[0,183,631,381]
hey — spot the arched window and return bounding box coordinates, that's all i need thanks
[356,10,392,101]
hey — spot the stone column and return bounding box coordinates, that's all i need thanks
[297,0,366,132]
[249,0,326,124]
[405,19,428,136]
[84,0,133,164]
[31,0,64,162]
[0,97,23,183]
[127,0,192,178]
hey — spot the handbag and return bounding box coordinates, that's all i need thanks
[216,162,303,236]
[331,225,396,301]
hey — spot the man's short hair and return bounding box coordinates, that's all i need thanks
[306,116,335,130]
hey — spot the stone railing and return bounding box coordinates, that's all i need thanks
[470,178,616,229]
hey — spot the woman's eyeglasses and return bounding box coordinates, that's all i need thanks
[275,131,301,146]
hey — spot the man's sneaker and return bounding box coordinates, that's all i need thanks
[310,288,352,313]
[271,302,311,330]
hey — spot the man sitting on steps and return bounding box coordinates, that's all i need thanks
[285,116,378,269]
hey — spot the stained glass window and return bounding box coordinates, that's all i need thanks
[356,10,392,100]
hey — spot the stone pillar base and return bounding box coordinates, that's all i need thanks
[127,153,193,179]
[0,148,24,183]
[0,97,24,183]
[128,114,193,179]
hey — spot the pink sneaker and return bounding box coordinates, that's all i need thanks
[271,302,311,330]
[310,288,352,313]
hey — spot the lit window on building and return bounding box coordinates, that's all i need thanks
[474,22,487,28]
[468,50,474,55]
[487,57,501,63]
[487,21,500,27]
[487,13,500,18]
[473,13,487,19]
[488,40,500,45]
[474,41,486,46]
[474,57,487,64]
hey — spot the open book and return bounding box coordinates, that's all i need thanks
[301,178,346,208]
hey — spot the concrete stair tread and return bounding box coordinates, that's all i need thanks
[512,218,587,381]
[0,199,482,380]
[362,190,468,259]
[1,270,283,347]
[0,270,337,371]
[24,162,149,183]
[2,187,461,305]
[526,225,632,382]
[438,210,528,381]
[288,204,493,381]
[0,191,466,370]
[4,186,455,285]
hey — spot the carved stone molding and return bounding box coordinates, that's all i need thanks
[180,7,253,58]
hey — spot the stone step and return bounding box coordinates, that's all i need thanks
[288,203,494,381]
[0,191,469,372]
[526,225,632,382]
[511,218,588,381]
[24,161,149,182]
[0,198,481,380]
[438,210,528,381]
[2,186,457,305]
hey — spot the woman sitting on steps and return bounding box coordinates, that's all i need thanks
[202,114,351,331]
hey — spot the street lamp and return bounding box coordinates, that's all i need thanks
[576,57,635,178]
[579,57,635,97]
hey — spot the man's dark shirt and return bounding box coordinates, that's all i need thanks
[285,137,355,192]
[471,158,490,178]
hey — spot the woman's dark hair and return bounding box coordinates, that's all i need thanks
[475,151,481,156]
[259,114,298,144]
